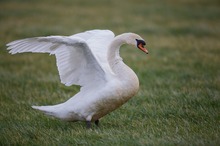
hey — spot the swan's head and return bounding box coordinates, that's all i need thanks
[125,33,148,54]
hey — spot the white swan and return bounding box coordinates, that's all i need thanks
[7,29,148,128]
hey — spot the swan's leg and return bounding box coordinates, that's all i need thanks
[95,120,99,126]
[86,115,93,129]
[86,121,91,129]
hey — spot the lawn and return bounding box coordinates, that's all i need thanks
[0,0,220,145]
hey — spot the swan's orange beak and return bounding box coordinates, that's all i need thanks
[138,43,148,54]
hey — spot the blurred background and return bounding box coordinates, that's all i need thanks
[0,0,219,145]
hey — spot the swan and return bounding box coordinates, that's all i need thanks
[6,29,148,128]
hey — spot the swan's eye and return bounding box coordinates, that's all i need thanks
[136,39,146,47]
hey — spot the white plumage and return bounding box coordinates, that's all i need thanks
[7,29,148,128]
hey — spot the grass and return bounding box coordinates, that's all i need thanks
[0,0,220,145]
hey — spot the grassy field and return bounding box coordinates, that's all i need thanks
[0,0,220,145]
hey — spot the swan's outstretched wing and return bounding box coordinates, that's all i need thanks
[71,30,115,74]
[7,35,106,87]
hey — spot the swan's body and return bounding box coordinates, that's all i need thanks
[7,30,148,127]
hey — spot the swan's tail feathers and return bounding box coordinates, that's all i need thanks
[32,105,56,117]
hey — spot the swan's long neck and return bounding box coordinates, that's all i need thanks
[107,33,139,95]
[107,33,130,66]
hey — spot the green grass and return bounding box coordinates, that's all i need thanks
[0,0,220,145]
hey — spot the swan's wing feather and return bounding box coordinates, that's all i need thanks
[70,29,114,41]
[7,37,54,54]
[7,36,106,87]
[54,42,106,87]
[70,30,115,74]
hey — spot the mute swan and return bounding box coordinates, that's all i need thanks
[7,29,148,128]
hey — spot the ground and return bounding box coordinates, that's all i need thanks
[0,0,219,145]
